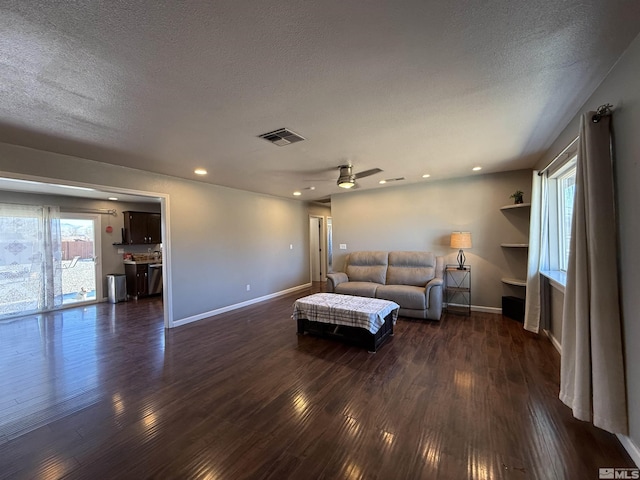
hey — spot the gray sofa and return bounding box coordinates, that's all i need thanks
[326,251,444,320]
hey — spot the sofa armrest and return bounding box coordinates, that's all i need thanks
[326,272,349,292]
[424,277,443,309]
[435,255,445,280]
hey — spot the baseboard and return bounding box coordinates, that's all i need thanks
[617,434,640,467]
[173,283,312,328]
[472,305,502,314]
[543,329,562,354]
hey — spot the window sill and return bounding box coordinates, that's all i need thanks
[540,270,566,293]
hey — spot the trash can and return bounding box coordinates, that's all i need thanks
[107,273,127,303]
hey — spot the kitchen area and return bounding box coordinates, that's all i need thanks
[123,252,163,299]
[109,210,163,302]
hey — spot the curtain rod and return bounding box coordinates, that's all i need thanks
[592,103,613,123]
[63,207,117,216]
[537,103,613,176]
[538,136,579,176]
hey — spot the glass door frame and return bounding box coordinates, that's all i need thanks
[60,212,102,305]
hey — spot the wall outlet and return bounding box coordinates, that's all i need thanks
[339,244,347,250]
[117,248,124,254]
[289,244,293,250]
[246,284,251,291]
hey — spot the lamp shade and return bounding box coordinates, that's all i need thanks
[450,232,472,249]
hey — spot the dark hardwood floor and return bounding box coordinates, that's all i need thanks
[0,283,634,479]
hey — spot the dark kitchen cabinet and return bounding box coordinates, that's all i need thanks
[125,263,148,299]
[123,211,161,244]
[147,214,161,244]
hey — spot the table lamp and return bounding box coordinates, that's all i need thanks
[450,232,472,270]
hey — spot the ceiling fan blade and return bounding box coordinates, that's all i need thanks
[354,168,383,179]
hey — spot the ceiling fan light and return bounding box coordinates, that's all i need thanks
[338,174,356,189]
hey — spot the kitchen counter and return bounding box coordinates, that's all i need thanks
[123,259,162,265]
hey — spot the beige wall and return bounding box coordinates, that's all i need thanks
[0,143,310,324]
[549,284,563,346]
[330,169,532,309]
[306,203,331,217]
[535,32,640,455]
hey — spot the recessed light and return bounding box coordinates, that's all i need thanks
[472,166,482,171]
[379,180,387,184]
[422,174,430,178]
[194,168,208,175]
[108,197,118,201]
[293,191,302,196]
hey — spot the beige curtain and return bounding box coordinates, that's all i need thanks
[523,170,548,333]
[560,111,627,434]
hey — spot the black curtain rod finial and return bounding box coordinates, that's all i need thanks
[592,103,613,123]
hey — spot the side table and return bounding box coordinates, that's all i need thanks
[445,265,471,316]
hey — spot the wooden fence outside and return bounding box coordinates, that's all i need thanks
[61,240,94,260]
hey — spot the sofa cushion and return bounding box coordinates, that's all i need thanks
[386,251,436,286]
[345,251,388,284]
[376,285,426,310]
[335,282,380,298]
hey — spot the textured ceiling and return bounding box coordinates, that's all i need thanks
[1,1,640,201]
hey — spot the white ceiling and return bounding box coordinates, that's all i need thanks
[1,1,639,202]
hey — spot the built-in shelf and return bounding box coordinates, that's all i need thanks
[501,277,526,287]
[500,203,531,210]
[499,199,530,323]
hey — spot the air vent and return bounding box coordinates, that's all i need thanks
[258,128,305,146]
[380,177,405,184]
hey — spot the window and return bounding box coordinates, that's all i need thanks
[548,155,577,271]
[556,164,576,270]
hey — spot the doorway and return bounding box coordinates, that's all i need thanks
[309,216,325,282]
[60,213,101,305]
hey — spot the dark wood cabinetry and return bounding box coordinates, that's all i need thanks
[123,211,161,244]
[125,263,148,299]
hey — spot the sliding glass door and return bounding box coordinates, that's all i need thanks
[60,214,101,305]
[0,206,102,319]
[0,204,63,319]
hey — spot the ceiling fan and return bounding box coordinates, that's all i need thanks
[336,165,383,189]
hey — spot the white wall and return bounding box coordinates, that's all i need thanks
[330,169,532,309]
[0,143,310,324]
[535,32,640,460]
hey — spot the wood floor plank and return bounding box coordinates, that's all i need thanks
[0,283,635,479]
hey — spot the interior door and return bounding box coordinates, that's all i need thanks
[309,216,323,282]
